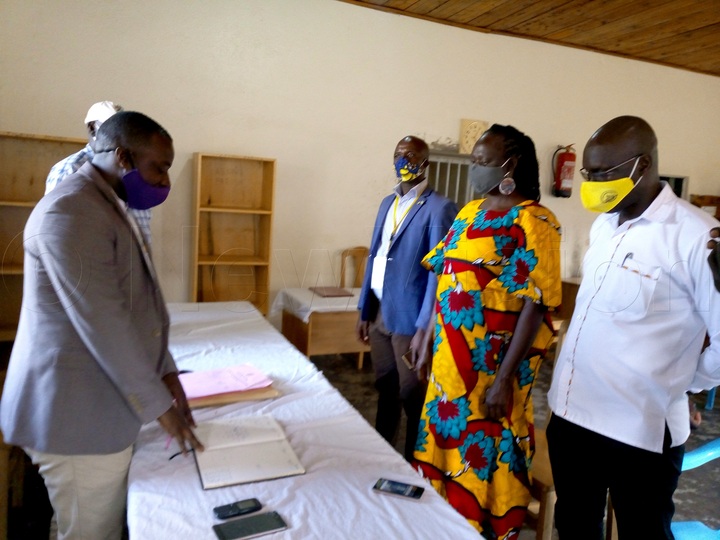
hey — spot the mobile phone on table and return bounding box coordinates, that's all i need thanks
[373,477,424,499]
[212,510,288,540]
[213,498,262,520]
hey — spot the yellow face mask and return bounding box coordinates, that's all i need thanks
[580,177,635,213]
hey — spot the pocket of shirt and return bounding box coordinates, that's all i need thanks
[589,257,661,320]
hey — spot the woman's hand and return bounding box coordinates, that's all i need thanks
[484,376,514,421]
[483,299,546,421]
[413,324,434,381]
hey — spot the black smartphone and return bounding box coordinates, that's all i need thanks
[373,478,424,499]
[213,511,288,540]
[213,498,262,520]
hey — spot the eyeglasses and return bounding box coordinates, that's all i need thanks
[580,154,642,181]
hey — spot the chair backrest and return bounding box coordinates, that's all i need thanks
[682,437,720,472]
[340,247,368,288]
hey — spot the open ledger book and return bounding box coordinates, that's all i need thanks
[194,414,305,489]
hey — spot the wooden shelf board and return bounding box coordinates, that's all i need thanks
[0,200,36,208]
[0,264,23,275]
[197,256,269,266]
[0,131,86,144]
[195,152,275,163]
[198,206,272,215]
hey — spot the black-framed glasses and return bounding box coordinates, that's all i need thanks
[580,154,642,181]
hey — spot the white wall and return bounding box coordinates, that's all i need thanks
[2,0,719,303]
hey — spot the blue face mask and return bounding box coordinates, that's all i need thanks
[121,169,170,210]
[394,156,424,182]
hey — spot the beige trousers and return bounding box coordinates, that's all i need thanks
[25,445,133,540]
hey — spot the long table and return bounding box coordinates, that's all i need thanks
[127,302,480,539]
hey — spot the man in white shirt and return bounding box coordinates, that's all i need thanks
[546,116,720,539]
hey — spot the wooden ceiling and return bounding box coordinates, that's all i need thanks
[340,0,720,77]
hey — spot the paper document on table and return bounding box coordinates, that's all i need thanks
[179,364,272,399]
[179,364,279,408]
[194,414,305,489]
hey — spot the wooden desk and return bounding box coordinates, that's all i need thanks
[555,277,581,321]
[272,288,370,369]
[282,310,368,356]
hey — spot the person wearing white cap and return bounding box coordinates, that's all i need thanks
[46,102,155,247]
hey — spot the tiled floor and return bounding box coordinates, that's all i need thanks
[312,352,720,537]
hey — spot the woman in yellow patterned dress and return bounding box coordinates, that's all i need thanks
[412,125,562,539]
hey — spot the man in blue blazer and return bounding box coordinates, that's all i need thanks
[357,136,457,460]
[0,112,203,539]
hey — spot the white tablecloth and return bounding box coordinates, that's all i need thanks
[269,288,361,323]
[127,302,480,539]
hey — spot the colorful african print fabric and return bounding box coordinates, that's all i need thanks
[413,199,561,540]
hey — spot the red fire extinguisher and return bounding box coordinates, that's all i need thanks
[552,144,576,198]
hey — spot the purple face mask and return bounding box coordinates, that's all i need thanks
[121,169,170,210]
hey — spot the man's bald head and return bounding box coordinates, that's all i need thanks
[587,116,657,163]
[396,135,429,162]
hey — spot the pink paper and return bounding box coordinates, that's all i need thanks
[179,364,273,400]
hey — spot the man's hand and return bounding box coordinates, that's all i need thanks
[408,328,426,367]
[412,327,433,381]
[162,372,196,428]
[356,316,370,344]
[708,227,720,293]
[157,406,204,456]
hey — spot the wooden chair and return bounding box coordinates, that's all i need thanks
[340,247,369,369]
[525,318,569,540]
[340,246,368,288]
[527,429,556,540]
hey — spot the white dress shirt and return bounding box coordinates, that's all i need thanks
[548,184,720,452]
[371,179,427,300]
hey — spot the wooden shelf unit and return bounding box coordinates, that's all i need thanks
[0,132,86,341]
[192,153,275,314]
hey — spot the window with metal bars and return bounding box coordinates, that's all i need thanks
[427,151,475,208]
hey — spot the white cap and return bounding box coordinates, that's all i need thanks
[84,101,121,124]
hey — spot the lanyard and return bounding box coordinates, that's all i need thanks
[391,192,420,239]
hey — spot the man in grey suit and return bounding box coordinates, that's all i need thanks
[0,111,203,539]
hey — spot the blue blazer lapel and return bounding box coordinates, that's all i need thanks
[390,189,431,245]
